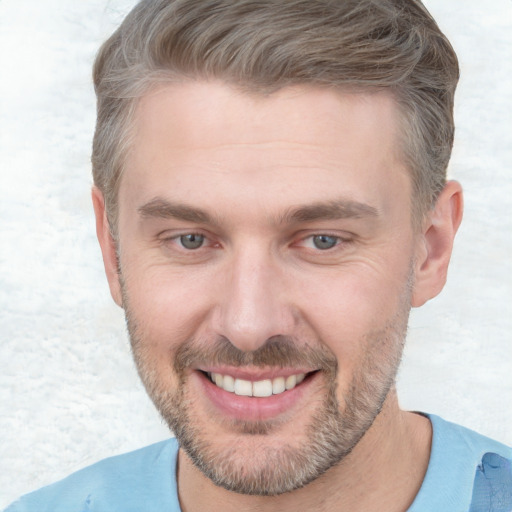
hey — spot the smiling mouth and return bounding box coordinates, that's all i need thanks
[205,371,316,397]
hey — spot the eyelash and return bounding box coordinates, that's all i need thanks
[162,232,212,250]
[300,234,342,250]
[160,231,351,254]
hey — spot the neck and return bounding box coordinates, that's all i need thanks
[177,391,432,512]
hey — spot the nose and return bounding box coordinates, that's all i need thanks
[213,244,295,353]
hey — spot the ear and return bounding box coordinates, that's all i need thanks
[91,186,123,308]
[412,180,464,307]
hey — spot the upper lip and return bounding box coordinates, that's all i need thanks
[196,366,317,381]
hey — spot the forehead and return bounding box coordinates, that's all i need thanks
[120,81,411,225]
[132,81,401,152]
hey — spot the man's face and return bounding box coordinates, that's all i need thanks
[114,82,420,495]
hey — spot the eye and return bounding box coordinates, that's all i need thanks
[178,233,205,250]
[310,234,339,250]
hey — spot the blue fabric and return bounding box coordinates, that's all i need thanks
[408,415,512,512]
[4,439,181,512]
[469,452,512,512]
[4,414,512,511]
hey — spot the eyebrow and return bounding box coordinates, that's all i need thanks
[279,200,379,224]
[138,198,214,224]
[137,197,379,226]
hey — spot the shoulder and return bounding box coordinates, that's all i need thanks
[409,414,512,512]
[4,438,180,512]
[429,414,512,459]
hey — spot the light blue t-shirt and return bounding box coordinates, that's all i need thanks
[5,414,512,511]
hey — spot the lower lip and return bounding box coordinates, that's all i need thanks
[195,371,318,422]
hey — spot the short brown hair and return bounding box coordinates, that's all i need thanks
[92,0,459,233]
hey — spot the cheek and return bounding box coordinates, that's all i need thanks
[296,264,411,363]
[122,265,213,353]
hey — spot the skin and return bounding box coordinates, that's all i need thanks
[93,81,463,511]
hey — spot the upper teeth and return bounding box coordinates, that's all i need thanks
[209,372,306,397]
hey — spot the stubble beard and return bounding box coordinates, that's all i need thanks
[121,282,411,496]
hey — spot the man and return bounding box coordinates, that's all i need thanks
[5,0,511,510]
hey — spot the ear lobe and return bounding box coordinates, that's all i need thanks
[412,180,464,307]
[91,186,123,308]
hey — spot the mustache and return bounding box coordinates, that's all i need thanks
[173,335,338,376]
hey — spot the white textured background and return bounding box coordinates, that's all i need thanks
[0,0,511,507]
